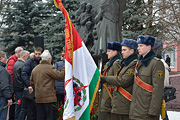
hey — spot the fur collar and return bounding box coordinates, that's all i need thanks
[40,60,51,65]
[139,49,156,67]
[107,54,122,67]
[121,54,138,66]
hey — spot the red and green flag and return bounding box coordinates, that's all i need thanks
[54,0,100,120]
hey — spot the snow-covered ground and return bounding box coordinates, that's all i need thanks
[166,111,180,120]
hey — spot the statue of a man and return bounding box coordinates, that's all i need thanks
[75,2,87,31]
[83,21,93,51]
[93,0,121,56]
[78,3,93,39]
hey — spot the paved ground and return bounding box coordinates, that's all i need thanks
[166,72,180,111]
[167,111,180,120]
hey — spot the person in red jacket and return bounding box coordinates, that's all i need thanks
[6,46,23,120]
[7,47,23,82]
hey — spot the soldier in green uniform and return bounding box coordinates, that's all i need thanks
[99,42,122,120]
[100,39,138,120]
[129,35,165,120]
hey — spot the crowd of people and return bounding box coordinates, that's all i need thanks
[0,34,170,120]
[0,47,65,120]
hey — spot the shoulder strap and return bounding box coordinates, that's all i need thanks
[117,87,132,101]
[135,61,153,93]
[116,64,132,101]
[103,66,109,76]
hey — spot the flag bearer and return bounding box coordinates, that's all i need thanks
[99,42,122,120]
[101,39,138,120]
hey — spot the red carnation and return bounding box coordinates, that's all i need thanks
[17,99,21,106]
[58,108,62,112]
[92,110,95,114]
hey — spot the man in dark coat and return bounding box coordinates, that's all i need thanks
[7,46,23,120]
[129,35,165,120]
[165,55,170,67]
[54,53,65,104]
[0,51,13,120]
[99,42,122,120]
[101,39,138,120]
[21,47,43,120]
[13,50,29,120]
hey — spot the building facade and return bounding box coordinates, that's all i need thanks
[163,42,180,72]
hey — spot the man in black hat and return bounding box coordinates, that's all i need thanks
[99,42,122,120]
[100,39,138,120]
[129,35,165,120]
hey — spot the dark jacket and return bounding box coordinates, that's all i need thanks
[30,60,65,103]
[129,50,165,120]
[7,54,18,81]
[165,57,170,66]
[21,56,41,87]
[13,58,25,92]
[54,58,65,95]
[0,61,13,99]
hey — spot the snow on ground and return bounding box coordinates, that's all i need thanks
[166,111,180,120]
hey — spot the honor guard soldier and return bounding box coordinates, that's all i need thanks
[99,42,122,120]
[129,35,165,120]
[101,39,138,120]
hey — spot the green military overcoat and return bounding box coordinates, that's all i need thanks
[100,59,121,112]
[129,52,165,120]
[106,56,137,115]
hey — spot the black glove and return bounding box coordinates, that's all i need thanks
[148,114,156,118]
[100,77,107,84]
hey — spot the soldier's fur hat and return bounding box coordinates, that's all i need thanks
[107,42,121,52]
[121,38,138,50]
[137,35,155,47]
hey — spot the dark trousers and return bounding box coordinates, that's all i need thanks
[9,93,15,120]
[0,97,8,120]
[98,112,111,120]
[15,92,27,120]
[111,113,129,120]
[26,99,37,120]
[36,103,55,120]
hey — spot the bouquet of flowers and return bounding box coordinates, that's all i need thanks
[54,101,64,120]
[90,103,99,120]
[0,99,21,110]
[54,101,99,120]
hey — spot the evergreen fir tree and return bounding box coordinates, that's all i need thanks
[0,0,47,55]
[122,0,147,39]
[122,0,162,40]
[0,0,79,60]
[33,0,79,62]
